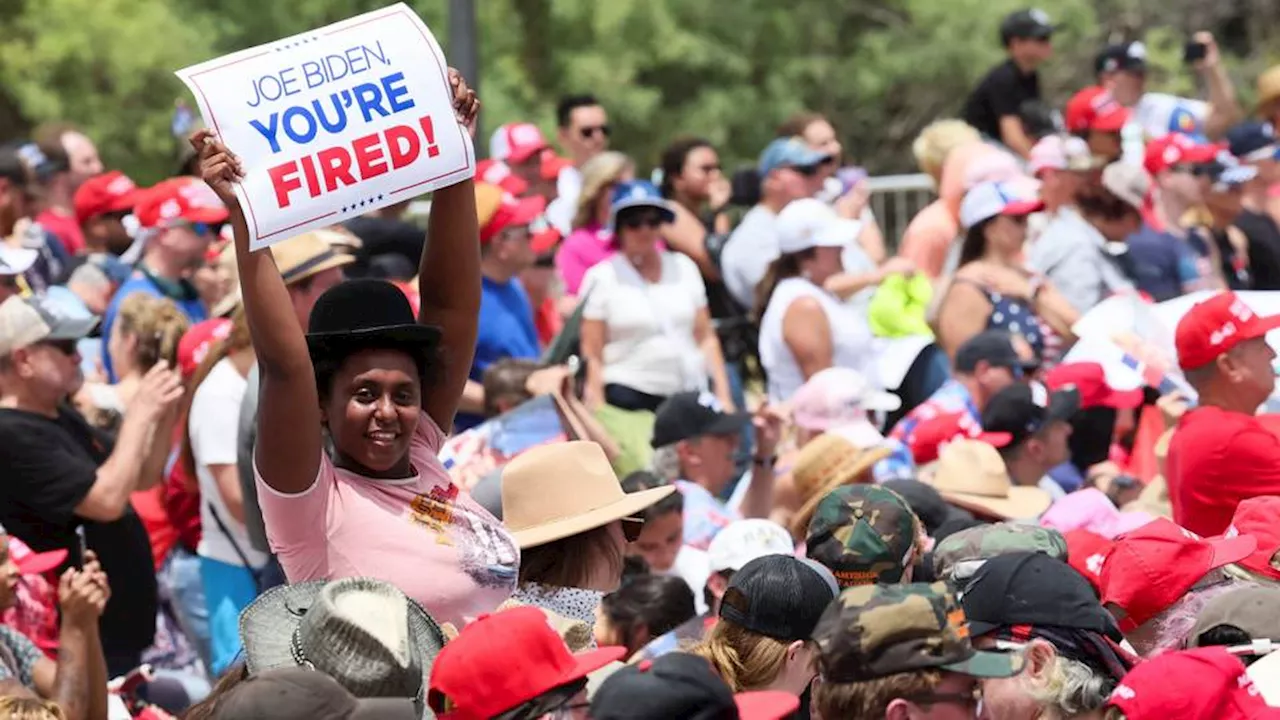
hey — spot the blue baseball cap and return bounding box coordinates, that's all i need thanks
[1226,121,1280,163]
[608,180,676,229]
[758,137,832,176]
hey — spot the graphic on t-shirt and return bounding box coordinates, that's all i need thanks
[408,484,518,589]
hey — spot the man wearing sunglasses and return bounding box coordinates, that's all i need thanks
[547,94,611,235]
[99,176,227,382]
[0,294,183,677]
[720,137,830,311]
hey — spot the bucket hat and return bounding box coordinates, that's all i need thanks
[501,441,675,548]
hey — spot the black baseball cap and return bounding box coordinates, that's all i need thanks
[590,652,800,720]
[999,8,1055,44]
[719,555,838,643]
[961,552,1122,640]
[883,479,973,536]
[1226,121,1280,161]
[651,391,750,448]
[980,381,1080,450]
[1095,42,1148,76]
[955,330,1040,374]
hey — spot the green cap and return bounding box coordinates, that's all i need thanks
[805,485,919,588]
[811,582,1024,683]
[931,522,1067,586]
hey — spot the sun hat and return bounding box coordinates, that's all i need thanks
[805,485,920,587]
[1107,647,1280,719]
[607,180,675,231]
[590,652,800,720]
[931,522,1068,589]
[788,431,893,537]
[774,198,863,255]
[959,180,1044,230]
[1225,497,1280,581]
[428,606,625,720]
[789,367,899,430]
[1175,291,1280,371]
[211,667,418,720]
[214,230,356,317]
[928,439,1052,520]
[500,441,675,549]
[238,578,447,716]
[1259,66,1280,115]
[707,519,794,574]
[304,278,440,362]
[812,582,1024,683]
[1099,518,1256,632]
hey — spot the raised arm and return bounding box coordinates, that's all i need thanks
[191,130,321,495]
[418,70,481,434]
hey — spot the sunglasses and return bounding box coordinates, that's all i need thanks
[618,210,663,229]
[579,125,611,140]
[622,517,643,542]
[788,164,822,177]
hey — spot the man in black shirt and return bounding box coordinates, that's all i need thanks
[961,8,1056,158]
[1228,121,1280,289]
[0,295,182,676]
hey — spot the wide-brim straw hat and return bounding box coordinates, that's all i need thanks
[212,229,355,318]
[789,425,893,537]
[239,577,447,719]
[501,441,674,548]
[927,439,1051,520]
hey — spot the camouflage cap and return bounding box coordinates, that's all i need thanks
[932,522,1068,587]
[811,582,1024,684]
[806,485,920,588]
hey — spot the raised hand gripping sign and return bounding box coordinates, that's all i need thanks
[176,3,473,250]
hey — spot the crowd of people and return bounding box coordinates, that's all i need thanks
[4,8,1280,719]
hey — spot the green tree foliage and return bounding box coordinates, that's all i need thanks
[0,0,1275,182]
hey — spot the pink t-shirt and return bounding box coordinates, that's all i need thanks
[256,411,519,628]
[555,223,615,296]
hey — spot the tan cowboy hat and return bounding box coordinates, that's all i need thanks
[502,441,675,549]
[212,229,355,318]
[928,440,1051,520]
[788,430,893,538]
[1259,65,1280,116]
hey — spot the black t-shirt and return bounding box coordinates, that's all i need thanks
[1233,210,1280,290]
[961,60,1041,141]
[0,407,157,660]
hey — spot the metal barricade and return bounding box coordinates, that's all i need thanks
[865,173,937,253]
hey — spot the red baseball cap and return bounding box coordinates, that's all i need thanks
[1100,518,1256,632]
[1063,528,1114,593]
[1175,291,1280,370]
[1225,496,1280,581]
[490,122,550,165]
[1044,362,1144,410]
[134,176,230,230]
[1065,86,1131,134]
[904,410,992,465]
[1107,647,1280,720]
[1144,133,1222,176]
[528,215,561,255]
[428,606,625,720]
[6,535,67,576]
[73,171,144,224]
[476,159,530,197]
[475,183,547,245]
[177,318,233,379]
[540,150,572,181]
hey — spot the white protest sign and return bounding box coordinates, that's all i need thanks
[175,3,473,250]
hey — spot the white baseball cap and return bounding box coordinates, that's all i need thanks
[707,519,794,573]
[0,246,37,277]
[776,198,863,255]
[790,367,901,431]
[959,180,1045,230]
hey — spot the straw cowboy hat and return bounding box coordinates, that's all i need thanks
[212,229,355,318]
[789,431,893,538]
[502,441,675,549]
[927,440,1051,520]
[239,577,447,719]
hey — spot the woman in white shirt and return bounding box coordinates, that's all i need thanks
[756,198,879,403]
[176,309,261,676]
[580,181,734,413]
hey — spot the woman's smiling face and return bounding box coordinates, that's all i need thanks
[325,347,422,477]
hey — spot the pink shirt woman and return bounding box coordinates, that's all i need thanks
[555,151,634,296]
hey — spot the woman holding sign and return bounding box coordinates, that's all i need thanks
[191,70,520,630]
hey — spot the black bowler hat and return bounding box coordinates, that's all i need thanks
[304,278,440,358]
